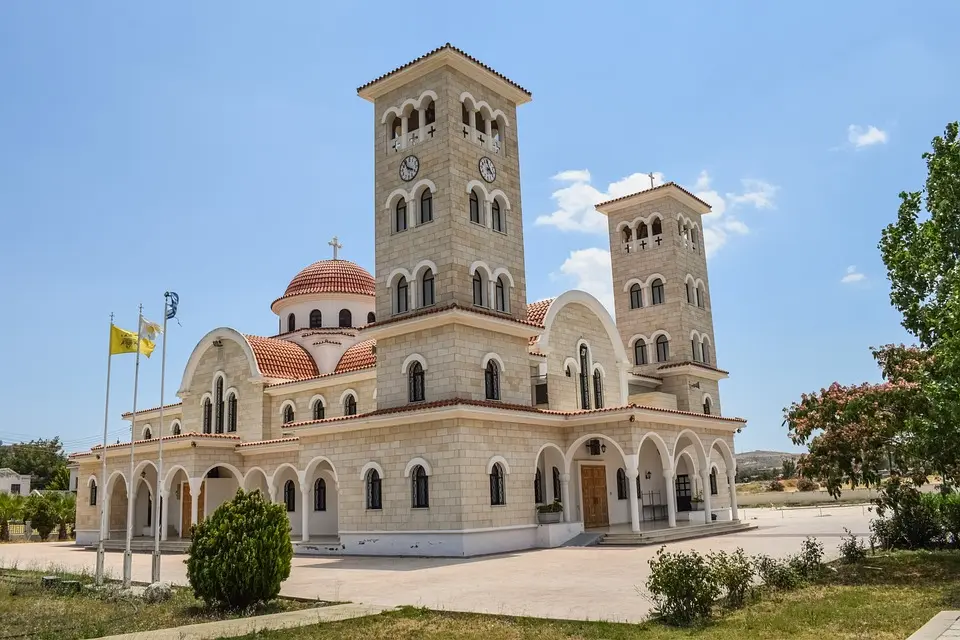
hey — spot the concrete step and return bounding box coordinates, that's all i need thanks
[598,521,755,546]
[562,532,604,547]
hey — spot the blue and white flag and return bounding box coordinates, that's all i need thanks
[165,291,179,320]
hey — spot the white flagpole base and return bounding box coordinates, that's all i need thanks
[122,551,133,587]
[151,551,161,584]
[95,544,105,585]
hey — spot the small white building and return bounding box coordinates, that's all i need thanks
[0,468,31,497]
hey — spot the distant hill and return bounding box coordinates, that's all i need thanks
[736,450,802,472]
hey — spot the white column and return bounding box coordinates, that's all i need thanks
[728,470,739,521]
[484,201,492,228]
[560,473,571,523]
[664,469,676,528]
[300,486,310,543]
[189,478,202,532]
[484,118,492,150]
[701,470,713,524]
[411,278,419,309]
[468,110,476,142]
[160,490,169,541]
[626,468,640,533]
[400,115,409,149]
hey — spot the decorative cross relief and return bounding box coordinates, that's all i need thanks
[427,126,436,138]
[328,236,343,260]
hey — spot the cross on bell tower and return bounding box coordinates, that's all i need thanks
[328,236,342,260]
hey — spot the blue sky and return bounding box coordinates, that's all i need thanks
[1,3,955,455]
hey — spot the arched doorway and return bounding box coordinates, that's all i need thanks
[271,464,301,537]
[103,472,128,541]
[637,433,671,524]
[564,434,629,529]
[198,465,241,520]
[303,457,339,542]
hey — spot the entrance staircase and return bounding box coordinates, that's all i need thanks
[597,520,755,546]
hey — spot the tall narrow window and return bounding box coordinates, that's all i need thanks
[143,427,152,440]
[284,480,296,512]
[421,269,434,307]
[461,102,471,125]
[309,309,322,328]
[473,272,484,306]
[702,342,711,364]
[489,462,506,506]
[634,339,648,366]
[366,469,382,510]
[534,468,544,504]
[630,283,643,309]
[686,281,694,304]
[638,222,649,239]
[492,199,503,232]
[484,360,500,400]
[495,276,507,312]
[703,397,712,415]
[656,335,670,363]
[215,377,224,434]
[287,313,296,332]
[314,478,326,511]
[283,404,295,424]
[424,100,435,125]
[339,309,352,327]
[691,228,699,252]
[616,468,628,500]
[419,190,432,224]
[697,285,705,308]
[552,466,562,502]
[411,465,429,508]
[622,227,633,246]
[89,481,97,506]
[367,311,376,324]
[710,468,718,495]
[469,190,481,224]
[692,339,700,362]
[409,361,425,402]
[651,279,665,305]
[344,394,357,416]
[593,369,603,409]
[396,277,409,313]
[172,422,181,436]
[652,218,663,236]
[579,344,590,410]
[395,199,407,232]
[227,393,237,432]
[312,398,324,420]
[202,398,212,434]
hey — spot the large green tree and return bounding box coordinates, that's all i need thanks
[0,438,68,490]
[786,122,960,493]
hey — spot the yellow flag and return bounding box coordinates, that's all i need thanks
[109,325,156,357]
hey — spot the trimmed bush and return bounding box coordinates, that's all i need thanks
[708,549,754,609]
[645,547,720,626]
[796,477,819,492]
[767,480,785,492]
[838,528,867,563]
[186,489,293,610]
[755,555,802,590]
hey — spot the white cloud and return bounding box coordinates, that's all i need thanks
[557,247,614,314]
[535,170,664,233]
[693,172,777,257]
[847,125,888,148]
[841,265,866,284]
[726,179,779,209]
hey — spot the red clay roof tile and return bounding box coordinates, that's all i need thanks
[244,335,320,380]
[272,259,375,309]
[335,339,377,373]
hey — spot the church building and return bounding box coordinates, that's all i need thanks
[71,44,746,557]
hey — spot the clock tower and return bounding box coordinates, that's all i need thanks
[359,45,536,409]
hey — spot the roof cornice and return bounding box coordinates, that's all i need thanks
[595,183,711,215]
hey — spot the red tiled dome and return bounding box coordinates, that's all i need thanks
[244,335,320,380]
[335,339,376,373]
[274,260,375,307]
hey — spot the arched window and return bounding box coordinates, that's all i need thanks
[484,360,500,400]
[339,309,352,327]
[692,338,702,362]
[534,468,544,504]
[424,99,435,125]
[578,344,591,410]
[365,469,382,510]
[283,404,295,424]
[89,480,97,506]
[411,464,429,508]
[469,190,481,224]
[420,189,433,224]
[421,269,435,307]
[287,313,296,332]
[691,228,699,252]
[491,199,504,232]
[408,109,420,131]
[473,271,484,306]
[686,281,694,304]
[622,227,633,246]
[638,222,649,239]
[283,480,296,512]
[565,365,572,377]
[314,478,326,511]
[616,468,628,500]
[312,398,324,420]
[344,394,357,416]
[593,369,603,409]
[461,102,471,125]
[495,276,507,312]
[651,279,665,305]
[367,311,376,324]
[309,309,322,328]
[630,283,643,309]
[634,339,648,366]
[702,342,711,364]
[552,466,562,502]
[172,422,181,436]
[395,198,407,232]
[202,398,212,434]
[710,468,718,495]
[696,285,705,308]
[227,393,237,432]
[703,397,712,415]
[656,335,670,363]
[215,377,224,434]
[475,111,486,133]
[651,218,663,236]
[396,276,409,314]
[409,361,425,402]
[143,427,152,440]
[489,462,506,506]
[391,116,402,142]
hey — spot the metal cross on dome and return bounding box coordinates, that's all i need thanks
[328,236,342,260]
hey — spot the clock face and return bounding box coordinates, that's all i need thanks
[479,156,496,183]
[399,155,419,181]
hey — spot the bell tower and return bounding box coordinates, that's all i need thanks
[596,183,727,415]
[359,44,537,409]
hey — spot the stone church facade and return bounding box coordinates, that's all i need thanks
[71,45,745,557]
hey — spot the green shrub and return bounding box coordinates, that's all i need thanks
[939,492,960,548]
[23,494,56,541]
[186,489,293,610]
[838,527,867,563]
[789,537,824,579]
[796,477,819,492]
[767,480,785,492]
[708,549,754,609]
[872,478,943,549]
[755,555,802,590]
[645,547,720,626]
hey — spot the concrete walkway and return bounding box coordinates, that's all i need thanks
[907,611,960,639]
[97,603,389,640]
[0,505,873,623]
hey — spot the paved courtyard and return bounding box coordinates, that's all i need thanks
[0,505,873,623]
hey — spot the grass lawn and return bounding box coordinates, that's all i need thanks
[0,568,321,640]
[243,551,960,640]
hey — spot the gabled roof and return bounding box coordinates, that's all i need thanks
[595,182,712,214]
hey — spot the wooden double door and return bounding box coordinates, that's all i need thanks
[180,481,206,535]
[580,465,609,528]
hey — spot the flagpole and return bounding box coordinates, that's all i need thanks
[152,295,170,582]
[95,313,114,586]
[123,304,144,588]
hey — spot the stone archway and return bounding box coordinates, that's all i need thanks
[103,471,128,541]
[303,457,339,543]
[563,434,630,529]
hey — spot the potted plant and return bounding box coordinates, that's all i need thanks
[691,491,704,510]
[536,500,563,524]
